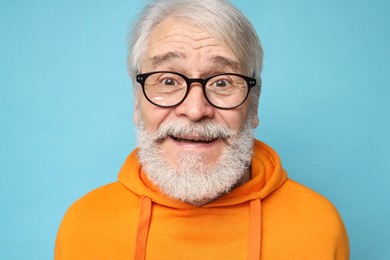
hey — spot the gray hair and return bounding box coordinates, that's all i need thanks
[127,0,263,111]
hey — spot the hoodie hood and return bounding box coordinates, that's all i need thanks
[118,139,287,208]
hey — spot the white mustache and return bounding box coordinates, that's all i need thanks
[152,120,233,142]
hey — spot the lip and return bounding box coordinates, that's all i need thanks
[167,135,220,149]
[171,134,216,142]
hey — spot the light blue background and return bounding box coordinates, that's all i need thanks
[1,0,389,259]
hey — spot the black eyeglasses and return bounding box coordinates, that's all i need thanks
[136,71,257,109]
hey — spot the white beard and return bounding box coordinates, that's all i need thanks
[136,116,255,205]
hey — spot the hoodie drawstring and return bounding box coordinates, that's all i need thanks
[248,199,262,260]
[134,196,152,260]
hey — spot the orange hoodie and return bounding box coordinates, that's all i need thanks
[55,140,349,259]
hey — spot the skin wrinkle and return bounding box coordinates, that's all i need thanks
[145,25,239,78]
[209,56,241,72]
[149,20,244,70]
[146,25,242,75]
[144,49,233,76]
[149,32,217,50]
[150,54,241,76]
[150,51,186,69]
[155,24,214,42]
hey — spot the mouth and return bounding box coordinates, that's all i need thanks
[169,135,218,144]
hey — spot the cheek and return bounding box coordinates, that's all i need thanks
[140,99,172,132]
[218,106,251,132]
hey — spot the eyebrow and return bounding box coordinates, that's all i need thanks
[209,55,241,71]
[149,51,187,69]
[149,52,241,72]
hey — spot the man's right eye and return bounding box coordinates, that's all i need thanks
[160,78,176,86]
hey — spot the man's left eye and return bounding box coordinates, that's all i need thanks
[215,80,229,87]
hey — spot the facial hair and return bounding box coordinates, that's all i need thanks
[136,116,255,205]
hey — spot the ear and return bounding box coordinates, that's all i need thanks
[251,106,259,128]
[133,87,141,125]
[252,115,259,129]
[133,104,139,124]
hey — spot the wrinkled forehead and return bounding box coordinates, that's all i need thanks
[145,52,242,76]
[142,17,245,74]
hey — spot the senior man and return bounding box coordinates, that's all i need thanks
[55,0,349,259]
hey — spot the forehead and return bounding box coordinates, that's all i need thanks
[142,17,241,73]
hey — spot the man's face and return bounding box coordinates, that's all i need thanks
[136,17,259,168]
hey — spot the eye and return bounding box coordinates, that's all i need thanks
[160,78,177,86]
[214,79,230,87]
[209,77,233,89]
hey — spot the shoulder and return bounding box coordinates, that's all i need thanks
[281,179,338,208]
[55,182,140,258]
[57,182,140,239]
[262,179,349,258]
[264,178,346,232]
[271,178,344,224]
[61,182,138,222]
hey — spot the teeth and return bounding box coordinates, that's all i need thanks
[186,137,212,142]
[172,136,216,143]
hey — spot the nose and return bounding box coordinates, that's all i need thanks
[175,83,215,122]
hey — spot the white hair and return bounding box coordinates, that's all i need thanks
[127,0,264,110]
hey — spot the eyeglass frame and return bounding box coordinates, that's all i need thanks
[136,71,257,110]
